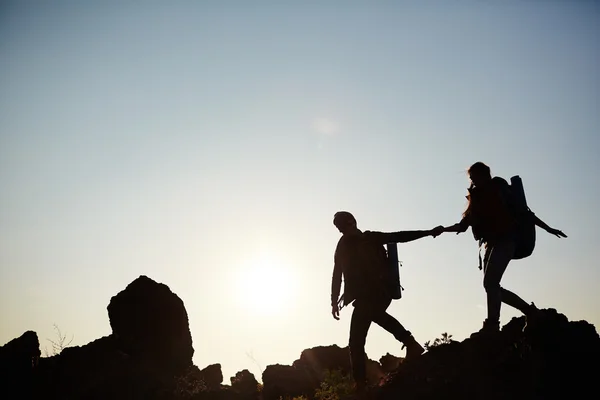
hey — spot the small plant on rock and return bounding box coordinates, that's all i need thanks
[424,332,454,351]
[314,369,354,400]
[43,324,74,357]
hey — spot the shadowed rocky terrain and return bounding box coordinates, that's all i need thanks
[1,275,598,400]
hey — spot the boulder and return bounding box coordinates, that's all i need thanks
[199,363,223,389]
[0,330,40,396]
[294,345,384,385]
[230,369,259,397]
[107,275,194,372]
[262,345,385,400]
[379,353,402,374]
[262,364,314,400]
[375,308,600,400]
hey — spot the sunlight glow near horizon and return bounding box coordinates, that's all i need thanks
[0,0,598,384]
[233,253,299,317]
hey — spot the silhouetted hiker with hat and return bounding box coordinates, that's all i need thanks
[331,211,444,393]
[442,162,567,337]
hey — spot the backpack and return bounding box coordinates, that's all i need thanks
[384,242,403,299]
[509,175,536,259]
[360,232,403,300]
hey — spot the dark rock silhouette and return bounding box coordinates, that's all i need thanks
[2,274,597,400]
[175,365,260,400]
[370,308,600,400]
[294,344,384,383]
[262,344,385,400]
[0,330,40,397]
[12,276,259,400]
[33,334,182,399]
[230,369,259,397]
[262,363,313,400]
[27,276,199,399]
[379,353,402,374]
[107,275,194,372]
[198,363,223,389]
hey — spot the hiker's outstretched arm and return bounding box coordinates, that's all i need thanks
[444,216,469,233]
[444,223,469,233]
[380,229,440,243]
[532,214,567,238]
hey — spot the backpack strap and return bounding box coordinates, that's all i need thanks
[478,238,484,270]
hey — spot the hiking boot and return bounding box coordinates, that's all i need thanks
[470,318,500,338]
[402,334,425,360]
[523,302,542,333]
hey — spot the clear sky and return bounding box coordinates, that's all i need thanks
[1,0,598,383]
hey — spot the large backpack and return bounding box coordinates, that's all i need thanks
[359,232,402,300]
[509,175,536,259]
[384,242,403,299]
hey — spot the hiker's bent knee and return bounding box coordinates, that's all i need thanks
[483,277,500,292]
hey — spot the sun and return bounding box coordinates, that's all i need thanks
[234,254,297,317]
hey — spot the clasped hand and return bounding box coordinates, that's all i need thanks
[431,225,445,238]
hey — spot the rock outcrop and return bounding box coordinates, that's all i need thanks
[262,344,385,400]
[28,276,197,399]
[371,308,600,400]
[2,274,597,400]
[262,363,314,400]
[0,330,41,397]
[34,335,182,399]
[198,363,223,389]
[230,369,259,397]
[107,275,194,372]
[379,353,402,374]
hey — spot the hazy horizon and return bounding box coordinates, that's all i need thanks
[1,1,599,382]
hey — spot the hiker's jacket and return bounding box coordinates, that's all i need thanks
[331,231,416,307]
[459,177,525,243]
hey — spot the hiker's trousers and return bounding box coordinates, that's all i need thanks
[481,239,530,322]
[348,293,409,384]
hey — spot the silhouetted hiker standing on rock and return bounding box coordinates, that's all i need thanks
[331,211,444,394]
[442,162,567,337]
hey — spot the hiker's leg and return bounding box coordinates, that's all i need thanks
[482,240,515,323]
[371,295,424,358]
[500,288,531,314]
[349,300,372,387]
[483,240,532,315]
[371,297,410,341]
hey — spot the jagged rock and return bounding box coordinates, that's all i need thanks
[293,344,384,384]
[0,330,41,397]
[107,275,194,372]
[262,345,385,400]
[230,369,259,396]
[29,276,199,400]
[372,308,600,400]
[199,363,223,389]
[262,364,314,400]
[379,353,402,374]
[173,365,208,398]
[12,272,598,400]
[0,330,40,368]
[33,335,181,399]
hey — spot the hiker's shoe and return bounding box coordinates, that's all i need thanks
[523,302,542,333]
[470,318,500,338]
[402,334,425,360]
